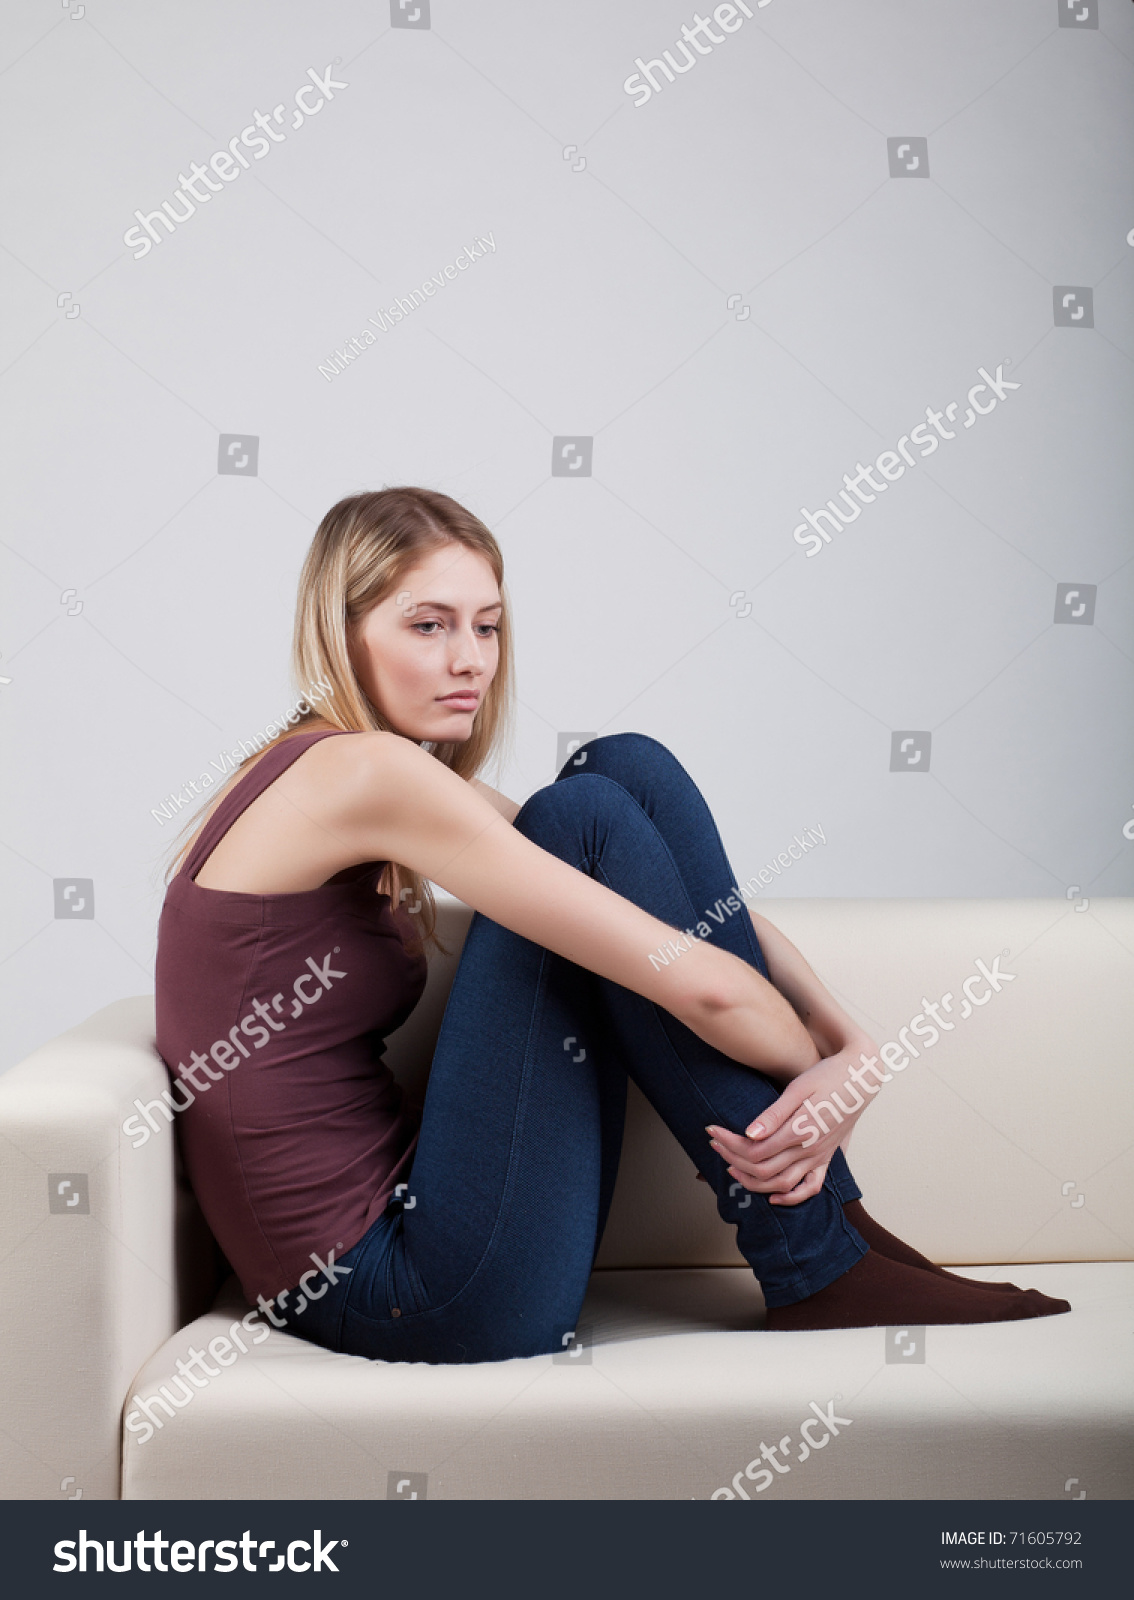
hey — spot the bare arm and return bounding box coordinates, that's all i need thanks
[468,776,522,825]
[314,733,819,1080]
[700,908,883,1201]
[747,910,873,1060]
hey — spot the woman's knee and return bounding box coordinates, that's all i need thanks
[557,731,678,783]
[514,771,639,846]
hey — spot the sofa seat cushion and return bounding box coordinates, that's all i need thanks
[121,1263,1132,1501]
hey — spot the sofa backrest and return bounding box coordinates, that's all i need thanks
[384,896,1134,1271]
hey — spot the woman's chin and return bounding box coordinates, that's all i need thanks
[407,711,475,745]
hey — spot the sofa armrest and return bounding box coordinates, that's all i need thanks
[0,996,217,1500]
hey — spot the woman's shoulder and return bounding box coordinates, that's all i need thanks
[284,727,451,818]
[260,723,401,778]
[296,726,427,780]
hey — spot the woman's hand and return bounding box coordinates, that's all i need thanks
[706,1040,881,1207]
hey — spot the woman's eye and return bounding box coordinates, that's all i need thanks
[413,621,499,636]
[412,620,499,637]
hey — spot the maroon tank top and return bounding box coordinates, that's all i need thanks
[154,729,427,1304]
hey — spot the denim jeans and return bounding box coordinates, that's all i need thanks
[276,733,866,1363]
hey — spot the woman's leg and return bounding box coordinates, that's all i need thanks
[550,732,865,1204]
[322,738,871,1365]
[551,736,1057,1304]
[283,735,1065,1362]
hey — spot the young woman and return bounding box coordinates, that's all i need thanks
[156,487,1068,1364]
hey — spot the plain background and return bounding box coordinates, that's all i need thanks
[1,0,1132,1073]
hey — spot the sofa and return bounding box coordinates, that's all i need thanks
[2,895,1131,1501]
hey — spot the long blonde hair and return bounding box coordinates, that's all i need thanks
[164,486,516,951]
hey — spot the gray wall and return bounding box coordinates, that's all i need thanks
[2,0,1132,1071]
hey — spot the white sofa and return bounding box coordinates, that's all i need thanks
[1,897,1131,1501]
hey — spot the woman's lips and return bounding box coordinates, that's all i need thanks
[438,694,478,708]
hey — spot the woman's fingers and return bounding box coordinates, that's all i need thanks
[709,1126,803,1178]
[744,1117,815,1161]
[768,1165,828,1207]
[740,1083,803,1143]
[725,1157,814,1196]
[739,1106,813,1161]
[717,1144,797,1182]
[708,1115,841,1200]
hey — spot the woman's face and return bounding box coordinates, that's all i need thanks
[348,542,502,744]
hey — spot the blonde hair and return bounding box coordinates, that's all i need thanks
[164,487,516,951]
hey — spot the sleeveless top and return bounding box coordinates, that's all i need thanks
[154,729,428,1304]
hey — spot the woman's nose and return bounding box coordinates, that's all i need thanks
[450,630,486,672]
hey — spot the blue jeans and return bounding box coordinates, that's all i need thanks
[276,733,867,1362]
